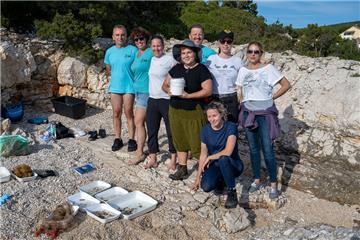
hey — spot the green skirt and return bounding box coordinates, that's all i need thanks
[169,105,207,159]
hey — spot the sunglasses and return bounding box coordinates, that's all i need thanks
[219,39,233,44]
[134,37,145,42]
[247,50,261,55]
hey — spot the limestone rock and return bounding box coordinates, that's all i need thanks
[33,51,65,80]
[58,85,73,96]
[353,206,360,229]
[0,40,36,88]
[210,206,250,233]
[240,186,287,212]
[57,57,87,87]
[87,65,108,91]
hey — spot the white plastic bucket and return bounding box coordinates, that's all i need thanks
[170,78,185,96]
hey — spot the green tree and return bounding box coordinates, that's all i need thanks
[35,12,103,63]
[180,1,265,44]
[222,0,258,15]
[331,39,360,61]
[295,24,341,57]
[261,21,294,52]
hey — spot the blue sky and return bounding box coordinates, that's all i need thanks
[255,1,360,28]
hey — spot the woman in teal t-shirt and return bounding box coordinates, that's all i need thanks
[128,27,153,165]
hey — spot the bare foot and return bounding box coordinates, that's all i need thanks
[128,154,146,165]
[167,158,177,171]
[144,158,158,169]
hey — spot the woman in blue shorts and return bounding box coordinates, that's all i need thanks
[128,27,153,165]
[104,25,137,152]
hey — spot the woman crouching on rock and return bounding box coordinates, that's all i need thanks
[236,41,290,199]
[191,101,244,209]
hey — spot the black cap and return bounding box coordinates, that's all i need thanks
[218,29,234,40]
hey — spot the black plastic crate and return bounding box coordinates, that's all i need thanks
[51,96,86,119]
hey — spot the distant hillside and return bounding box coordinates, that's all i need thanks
[297,21,360,33]
[321,21,360,32]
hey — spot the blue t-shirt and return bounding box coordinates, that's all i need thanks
[104,44,137,94]
[200,45,216,65]
[131,48,153,93]
[200,121,241,162]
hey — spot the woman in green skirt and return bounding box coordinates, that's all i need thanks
[162,39,212,180]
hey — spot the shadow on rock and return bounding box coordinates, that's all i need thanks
[276,104,309,193]
[239,182,257,226]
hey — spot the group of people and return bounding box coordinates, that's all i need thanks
[104,24,290,209]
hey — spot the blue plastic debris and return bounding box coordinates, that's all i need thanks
[0,193,11,205]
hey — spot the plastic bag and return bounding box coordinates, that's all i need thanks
[0,135,30,157]
[41,123,57,143]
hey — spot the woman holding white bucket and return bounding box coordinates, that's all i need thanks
[162,39,212,180]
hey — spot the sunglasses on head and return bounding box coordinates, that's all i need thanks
[247,50,261,55]
[219,39,233,44]
[134,37,145,42]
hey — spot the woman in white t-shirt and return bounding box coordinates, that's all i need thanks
[143,35,177,169]
[206,30,243,123]
[236,41,290,199]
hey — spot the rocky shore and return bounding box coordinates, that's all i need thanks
[0,107,359,239]
[1,28,360,239]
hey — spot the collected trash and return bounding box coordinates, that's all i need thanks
[79,181,111,196]
[1,103,24,123]
[0,193,11,205]
[0,167,11,183]
[68,181,158,222]
[106,191,158,220]
[85,203,121,224]
[34,169,57,179]
[67,192,100,209]
[69,128,86,138]
[41,123,57,143]
[34,202,79,239]
[94,187,128,202]
[0,135,30,157]
[1,118,11,135]
[28,117,49,125]
[73,163,96,175]
[41,122,74,142]
[12,164,33,177]
[12,164,38,182]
